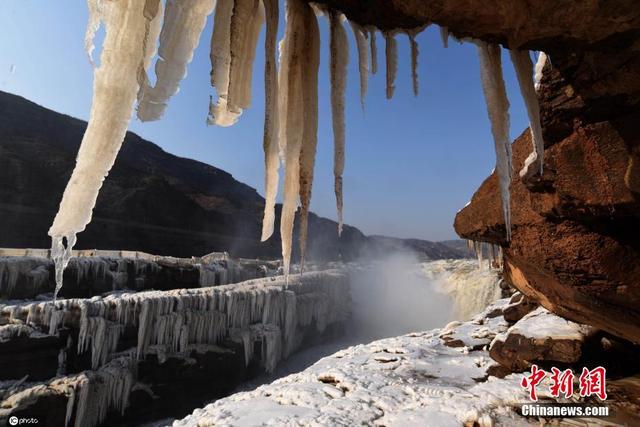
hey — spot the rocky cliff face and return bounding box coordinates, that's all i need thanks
[311,0,640,344]
[455,37,640,343]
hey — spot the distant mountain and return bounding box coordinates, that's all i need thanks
[366,236,469,260]
[0,90,464,261]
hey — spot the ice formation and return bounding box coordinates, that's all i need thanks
[477,41,513,240]
[368,28,378,74]
[384,31,397,99]
[47,0,547,293]
[349,21,369,109]
[277,0,320,274]
[3,271,349,374]
[329,11,349,237]
[208,0,264,126]
[439,26,449,48]
[534,52,548,90]
[260,0,280,242]
[137,0,215,121]
[408,31,419,97]
[297,8,321,271]
[174,298,553,426]
[510,49,544,177]
[49,0,162,300]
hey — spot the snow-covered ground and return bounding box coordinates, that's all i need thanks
[174,298,540,426]
[174,260,528,426]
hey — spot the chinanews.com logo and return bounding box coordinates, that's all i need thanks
[519,364,610,418]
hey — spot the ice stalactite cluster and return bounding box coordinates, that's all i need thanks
[4,272,350,374]
[49,0,548,292]
[137,0,215,121]
[475,42,548,239]
[208,0,265,126]
[467,240,503,270]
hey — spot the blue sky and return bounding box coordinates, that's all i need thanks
[0,1,529,241]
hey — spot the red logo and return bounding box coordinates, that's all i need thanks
[520,365,607,401]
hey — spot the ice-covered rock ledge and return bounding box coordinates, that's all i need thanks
[176,299,640,426]
[0,270,351,426]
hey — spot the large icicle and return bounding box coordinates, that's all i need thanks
[368,28,378,75]
[208,0,238,126]
[476,41,513,240]
[49,0,163,299]
[226,0,265,113]
[510,49,544,178]
[297,6,321,271]
[278,0,309,275]
[349,21,369,109]
[408,32,419,97]
[260,0,280,242]
[208,0,264,126]
[384,31,397,100]
[137,0,215,122]
[329,11,348,236]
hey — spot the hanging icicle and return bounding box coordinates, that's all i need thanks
[227,0,265,113]
[278,0,316,275]
[137,0,215,122]
[476,41,513,241]
[85,0,103,66]
[534,52,548,90]
[329,10,348,236]
[384,31,397,100]
[510,49,544,178]
[298,5,321,272]
[49,0,163,299]
[408,31,419,97]
[368,27,378,75]
[260,0,280,242]
[440,26,449,48]
[208,0,238,126]
[349,21,369,110]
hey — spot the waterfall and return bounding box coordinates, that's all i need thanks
[422,259,502,320]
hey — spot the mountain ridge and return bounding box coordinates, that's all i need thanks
[0,90,467,261]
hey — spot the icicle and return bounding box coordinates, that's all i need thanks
[349,21,369,110]
[384,31,397,100]
[278,0,310,275]
[534,52,547,90]
[85,0,103,66]
[298,8,321,272]
[137,0,215,122]
[476,41,513,240]
[510,49,544,178]
[329,11,348,236]
[208,0,239,126]
[440,26,449,48]
[408,32,419,97]
[260,0,280,242]
[226,0,265,113]
[368,28,378,75]
[49,0,160,298]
